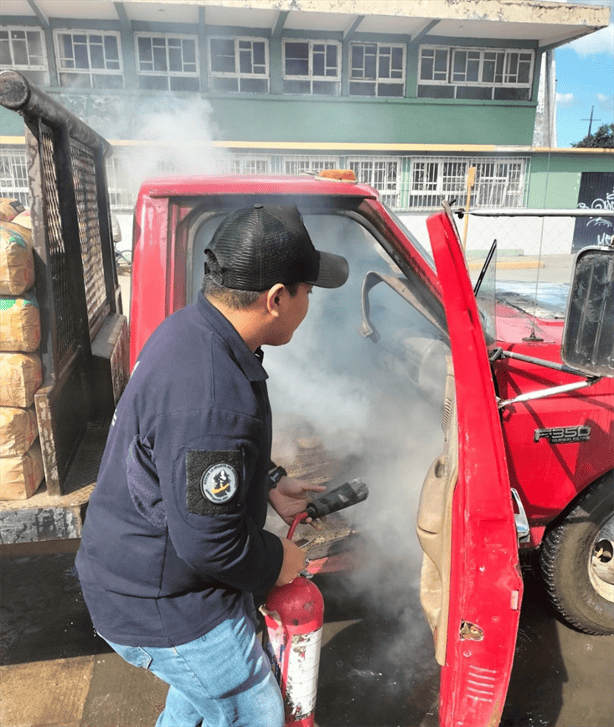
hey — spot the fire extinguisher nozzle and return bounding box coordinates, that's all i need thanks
[305,479,368,519]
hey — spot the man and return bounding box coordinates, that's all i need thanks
[76,203,349,727]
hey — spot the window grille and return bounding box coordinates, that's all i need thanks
[0,146,531,215]
[105,155,134,210]
[283,40,341,96]
[209,37,269,93]
[0,146,29,206]
[418,45,534,101]
[350,43,405,97]
[404,156,529,210]
[473,160,528,207]
[348,156,401,206]
[283,156,340,175]
[136,34,199,92]
[54,30,123,89]
[0,27,48,86]
[215,155,272,175]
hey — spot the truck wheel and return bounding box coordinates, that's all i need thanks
[540,473,614,635]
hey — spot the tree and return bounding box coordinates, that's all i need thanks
[572,123,614,148]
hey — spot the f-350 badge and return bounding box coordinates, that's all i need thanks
[534,425,591,444]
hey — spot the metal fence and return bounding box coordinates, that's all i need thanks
[462,209,614,257]
[396,209,614,295]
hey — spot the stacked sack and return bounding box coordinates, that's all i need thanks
[0,199,44,500]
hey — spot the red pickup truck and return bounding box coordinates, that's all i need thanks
[128,172,613,727]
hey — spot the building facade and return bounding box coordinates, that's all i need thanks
[1,0,612,232]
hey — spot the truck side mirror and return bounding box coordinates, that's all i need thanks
[562,246,614,377]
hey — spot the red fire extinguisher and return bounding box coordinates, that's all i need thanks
[262,480,368,727]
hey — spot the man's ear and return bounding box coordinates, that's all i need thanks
[265,283,286,317]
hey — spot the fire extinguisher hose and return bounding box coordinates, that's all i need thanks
[287,511,309,540]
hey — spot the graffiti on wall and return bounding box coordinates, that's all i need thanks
[573,173,614,251]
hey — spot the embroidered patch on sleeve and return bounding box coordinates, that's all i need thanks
[186,450,243,515]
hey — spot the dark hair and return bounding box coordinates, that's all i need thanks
[202,276,300,310]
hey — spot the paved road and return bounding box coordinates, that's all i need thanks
[3,257,610,727]
[1,538,612,727]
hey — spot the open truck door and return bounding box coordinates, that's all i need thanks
[417,205,524,726]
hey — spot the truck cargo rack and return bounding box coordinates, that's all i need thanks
[0,71,128,543]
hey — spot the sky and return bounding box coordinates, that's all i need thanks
[554,0,614,147]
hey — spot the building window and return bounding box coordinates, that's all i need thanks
[418,46,534,101]
[55,30,122,89]
[348,157,401,206]
[209,37,268,93]
[105,155,134,211]
[472,159,528,207]
[284,156,340,175]
[216,155,271,175]
[407,156,528,210]
[136,34,199,91]
[282,40,340,95]
[350,43,405,97]
[0,27,48,86]
[0,146,29,207]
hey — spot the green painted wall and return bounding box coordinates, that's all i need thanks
[0,107,26,136]
[527,153,614,208]
[207,96,536,145]
[1,90,536,145]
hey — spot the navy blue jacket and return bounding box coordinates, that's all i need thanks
[76,293,283,647]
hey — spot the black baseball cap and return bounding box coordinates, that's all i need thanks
[204,204,349,291]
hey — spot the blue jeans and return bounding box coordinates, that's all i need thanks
[102,595,284,727]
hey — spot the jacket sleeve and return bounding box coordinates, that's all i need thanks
[150,407,284,594]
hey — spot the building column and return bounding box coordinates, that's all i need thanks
[113,2,137,89]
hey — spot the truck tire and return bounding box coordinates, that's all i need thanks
[540,472,614,635]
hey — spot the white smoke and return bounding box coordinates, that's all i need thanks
[117,95,224,192]
[265,214,447,610]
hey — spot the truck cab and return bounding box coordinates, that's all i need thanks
[129,172,613,726]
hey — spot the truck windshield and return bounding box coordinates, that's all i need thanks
[189,207,448,408]
[383,203,435,270]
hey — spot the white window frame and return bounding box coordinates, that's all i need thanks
[408,156,529,210]
[417,46,449,84]
[0,146,30,207]
[0,26,48,76]
[348,156,401,206]
[135,33,199,80]
[105,154,134,211]
[472,159,528,208]
[54,29,123,81]
[282,39,341,95]
[349,42,406,97]
[283,156,341,175]
[208,36,269,92]
[216,155,272,175]
[418,45,534,98]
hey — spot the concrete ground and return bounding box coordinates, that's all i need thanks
[1,538,613,727]
[3,255,608,727]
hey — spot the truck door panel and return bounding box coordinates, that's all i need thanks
[416,358,458,666]
[421,208,523,727]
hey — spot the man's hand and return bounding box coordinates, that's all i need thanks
[276,537,306,586]
[269,475,326,527]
